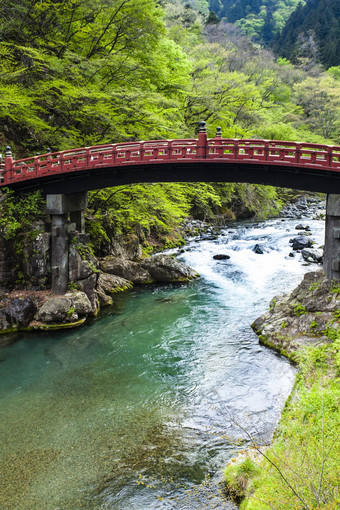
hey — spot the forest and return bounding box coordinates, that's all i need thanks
[0,0,339,253]
[0,2,339,509]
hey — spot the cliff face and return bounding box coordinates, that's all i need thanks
[252,270,340,358]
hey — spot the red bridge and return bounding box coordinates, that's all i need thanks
[2,124,340,194]
[2,123,340,289]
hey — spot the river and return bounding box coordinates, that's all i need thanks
[0,216,325,509]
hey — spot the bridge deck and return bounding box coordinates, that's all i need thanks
[1,136,340,194]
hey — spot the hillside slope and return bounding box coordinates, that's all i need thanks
[275,0,340,68]
[208,0,304,41]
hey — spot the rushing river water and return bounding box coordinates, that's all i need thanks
[0,216,325,510]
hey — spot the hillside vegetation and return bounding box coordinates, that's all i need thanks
[0,0,339,252]
[207,0,304,42]
[275,0,340,68]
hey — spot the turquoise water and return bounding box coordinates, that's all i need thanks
[0,218,325,509]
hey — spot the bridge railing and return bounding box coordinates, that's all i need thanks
[207,139,340,168]
[1,137,340,186]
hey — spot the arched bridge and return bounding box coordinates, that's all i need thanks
[2,123,340,291]
[2,125,340,195]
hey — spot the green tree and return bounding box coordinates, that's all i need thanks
[294,74,340,141]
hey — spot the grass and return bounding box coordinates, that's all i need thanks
[225,327,340,510]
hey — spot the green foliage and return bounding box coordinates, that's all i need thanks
[86,182,224,254]
[233,339,340,510]
[333,309,340,320]
[331,282,340,295]
[293,75,340,140]
[67,282,79,291]
[0,189,44,240]
[327,66,340,80]
[297,344,330,378]
[323,324,340,343]
[0,0,190,151]
[224,458,260,502]
[280,320,288,329]
[309,319,319,330]
[293,303,307,316]
[309,282,320,292]
[205,0,304,43]
[332,333,340,373]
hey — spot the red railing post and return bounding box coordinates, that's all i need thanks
[233,141,239,160]
[295,143,301,164]
[215,126,222,139]
[327,147,333,167]
[214,126,223,157]
[34,153,40,177]
[197,121,207,158]
[4,146,13,182]
[264,141,269,161]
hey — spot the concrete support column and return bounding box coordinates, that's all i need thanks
[70,209,85,233]
[324,194,340,280]
[46,192,88,294]
[51,214,69,294]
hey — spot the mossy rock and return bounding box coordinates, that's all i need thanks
[224,456,261,504]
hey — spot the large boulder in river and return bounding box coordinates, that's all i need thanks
[252,271,340,356]
[301,248,323,264]
[67,291,93,316]
[140,255,199,282]
[99,256,152,284]
[6,297,37,327]
[36,296,74,323]
[36,291,92,324]
[295,224,310,231]
[0,308,11,331]
[75,274,99,315]
[97,273,133,306]
[213,254,230,260]
[289,236,313,250]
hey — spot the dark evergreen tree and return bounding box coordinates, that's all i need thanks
[206,10,220,23]
[261,9,275,44]
[276,0,340,68]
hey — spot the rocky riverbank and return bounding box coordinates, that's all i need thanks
[0,238,199,337]
[252,269,339,359]
[224,269,340,508]
[0,194,325,338]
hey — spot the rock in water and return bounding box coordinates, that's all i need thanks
[251,271,340,356]
[213,254,230,260]
[252,244,266,254]
[36,296,74,323]
[289,236,313,250]
[99,256,152,284]
[141,255,199,282]
[295,224,310,231]
[301,248,323,263]
[6,297,37,327]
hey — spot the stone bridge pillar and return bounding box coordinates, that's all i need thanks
[324,194,340,280]
[46,192,88,294]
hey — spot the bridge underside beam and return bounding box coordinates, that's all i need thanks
[324,195,340,281]
[46,192,88,294]
[9,162,340,196]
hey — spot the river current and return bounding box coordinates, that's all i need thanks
[0,216,325,509]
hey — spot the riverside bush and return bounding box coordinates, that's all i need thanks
[229,332,340,510]
[0,189,44,240]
